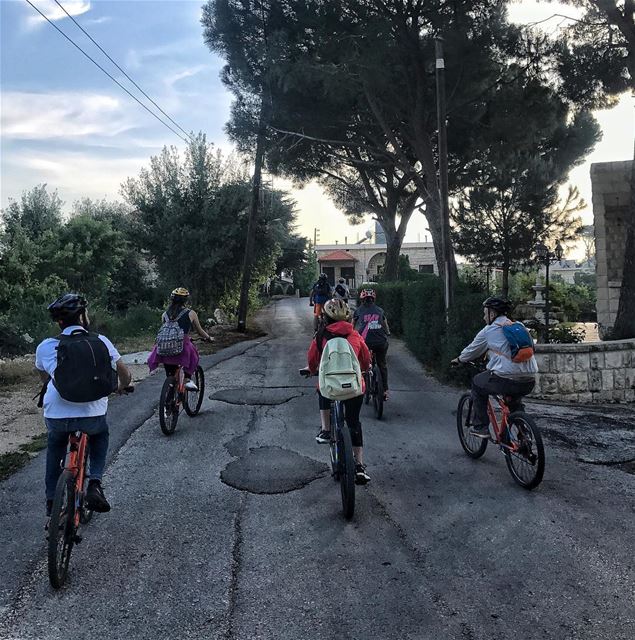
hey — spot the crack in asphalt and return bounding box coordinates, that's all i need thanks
[366,487,476,638]
[223,492,247,640]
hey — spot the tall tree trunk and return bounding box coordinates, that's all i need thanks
[501,261,510,299]
[423,197,457,283]
[382,232,401,281]
[611,151,635,339]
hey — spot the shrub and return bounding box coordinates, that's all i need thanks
[90,304,163,341]
[548,324,586,344]
[373,275,486,383]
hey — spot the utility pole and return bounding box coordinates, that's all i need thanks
[236,99,267,332]
[435,37,453,317]
[313,227,320,277]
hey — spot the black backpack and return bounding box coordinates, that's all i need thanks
[315,281,331,297]
[335,284,347,297]
[53,330,118,402]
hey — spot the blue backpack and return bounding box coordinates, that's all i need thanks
[500,321,535,363]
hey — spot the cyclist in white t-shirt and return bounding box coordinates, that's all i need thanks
[36,294,132,519]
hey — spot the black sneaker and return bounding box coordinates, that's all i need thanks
[315,430,331,444]
[355,463,371,485]
[86,480,111,513]
[469,424,490,438]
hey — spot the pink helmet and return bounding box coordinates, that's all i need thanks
[360,288,376,300]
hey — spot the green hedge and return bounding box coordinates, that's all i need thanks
[374,275,485,382]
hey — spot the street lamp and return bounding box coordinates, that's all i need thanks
[534,240,564,342]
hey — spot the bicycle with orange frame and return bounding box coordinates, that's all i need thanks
[456,364,545,490]
[48,387,134,588]
[159,363,204,436]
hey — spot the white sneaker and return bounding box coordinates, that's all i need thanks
[184,380,199,391]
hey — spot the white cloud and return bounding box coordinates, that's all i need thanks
[2,149,152,208]
[25,0,91,30]
[1,91,139,140]
[164,65,208,88]
[84,15,111,26]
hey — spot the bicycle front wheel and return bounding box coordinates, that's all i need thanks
[456,393,488,458]
[184,366,205,416]
[372,365,384,420]
[336,408,355,520]
[159,376,179,436]
[504,412,545,490]
[48,470,76,589]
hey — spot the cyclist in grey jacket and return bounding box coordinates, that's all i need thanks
[451,297,537,437]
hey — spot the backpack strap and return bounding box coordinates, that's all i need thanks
[316,328,334,355]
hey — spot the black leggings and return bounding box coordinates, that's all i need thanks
[370,343,389,390]
[318,392,364,447]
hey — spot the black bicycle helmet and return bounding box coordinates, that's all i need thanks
[482,296,511,313]
[47,293,87,321]
[319,272,328,280]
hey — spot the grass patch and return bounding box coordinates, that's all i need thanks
[0,358,38,388]
[112,332,157,354]
[20,432,47,453]
[0,451,31,482]
[0,432,47,482]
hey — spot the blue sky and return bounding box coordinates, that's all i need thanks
[0,1,633,250]
[1,0,231,206]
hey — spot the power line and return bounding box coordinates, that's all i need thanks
[24,0,190,144]
[52,0,193,141]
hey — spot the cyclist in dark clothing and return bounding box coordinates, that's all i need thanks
[309,273,333,331]
[353,288,391,401]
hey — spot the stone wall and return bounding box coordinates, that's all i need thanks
[531,339,635,403]
[592,160,633,338]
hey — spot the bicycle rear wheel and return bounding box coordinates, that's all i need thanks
[364,372,371,405]
[335,404,355,520]
[159,376,179,436]
[372,364,384,420]
[504,412,545,490]
[456,393,488,458]
[48,470,76,589]
[184,366,205,416]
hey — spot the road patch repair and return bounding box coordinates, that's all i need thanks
[210,387,304,405]
[221,445,328,493]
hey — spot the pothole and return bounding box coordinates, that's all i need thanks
[210,388,303,406]
[221,446,328,494]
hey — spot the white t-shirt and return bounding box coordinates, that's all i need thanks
[35,326,121,419]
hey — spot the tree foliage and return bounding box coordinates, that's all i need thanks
[202,0,547,282]
[122,133,304,310]
[452,73,600,296]
[553,0,635,337]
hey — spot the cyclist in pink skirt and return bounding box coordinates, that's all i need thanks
[147,287,213,390]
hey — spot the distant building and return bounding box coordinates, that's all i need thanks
[315,241,437,288]
[550,259,595,284]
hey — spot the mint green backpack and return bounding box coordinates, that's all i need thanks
[319,335,363,401]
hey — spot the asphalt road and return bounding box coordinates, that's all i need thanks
[0,298,633,640]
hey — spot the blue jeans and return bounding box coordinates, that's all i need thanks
[45,416,109,500]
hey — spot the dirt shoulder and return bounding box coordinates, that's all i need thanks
[0,323,264,474]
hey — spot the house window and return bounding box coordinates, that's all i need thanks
[418,264,434,274]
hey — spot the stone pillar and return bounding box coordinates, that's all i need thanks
[592,161,633,338]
